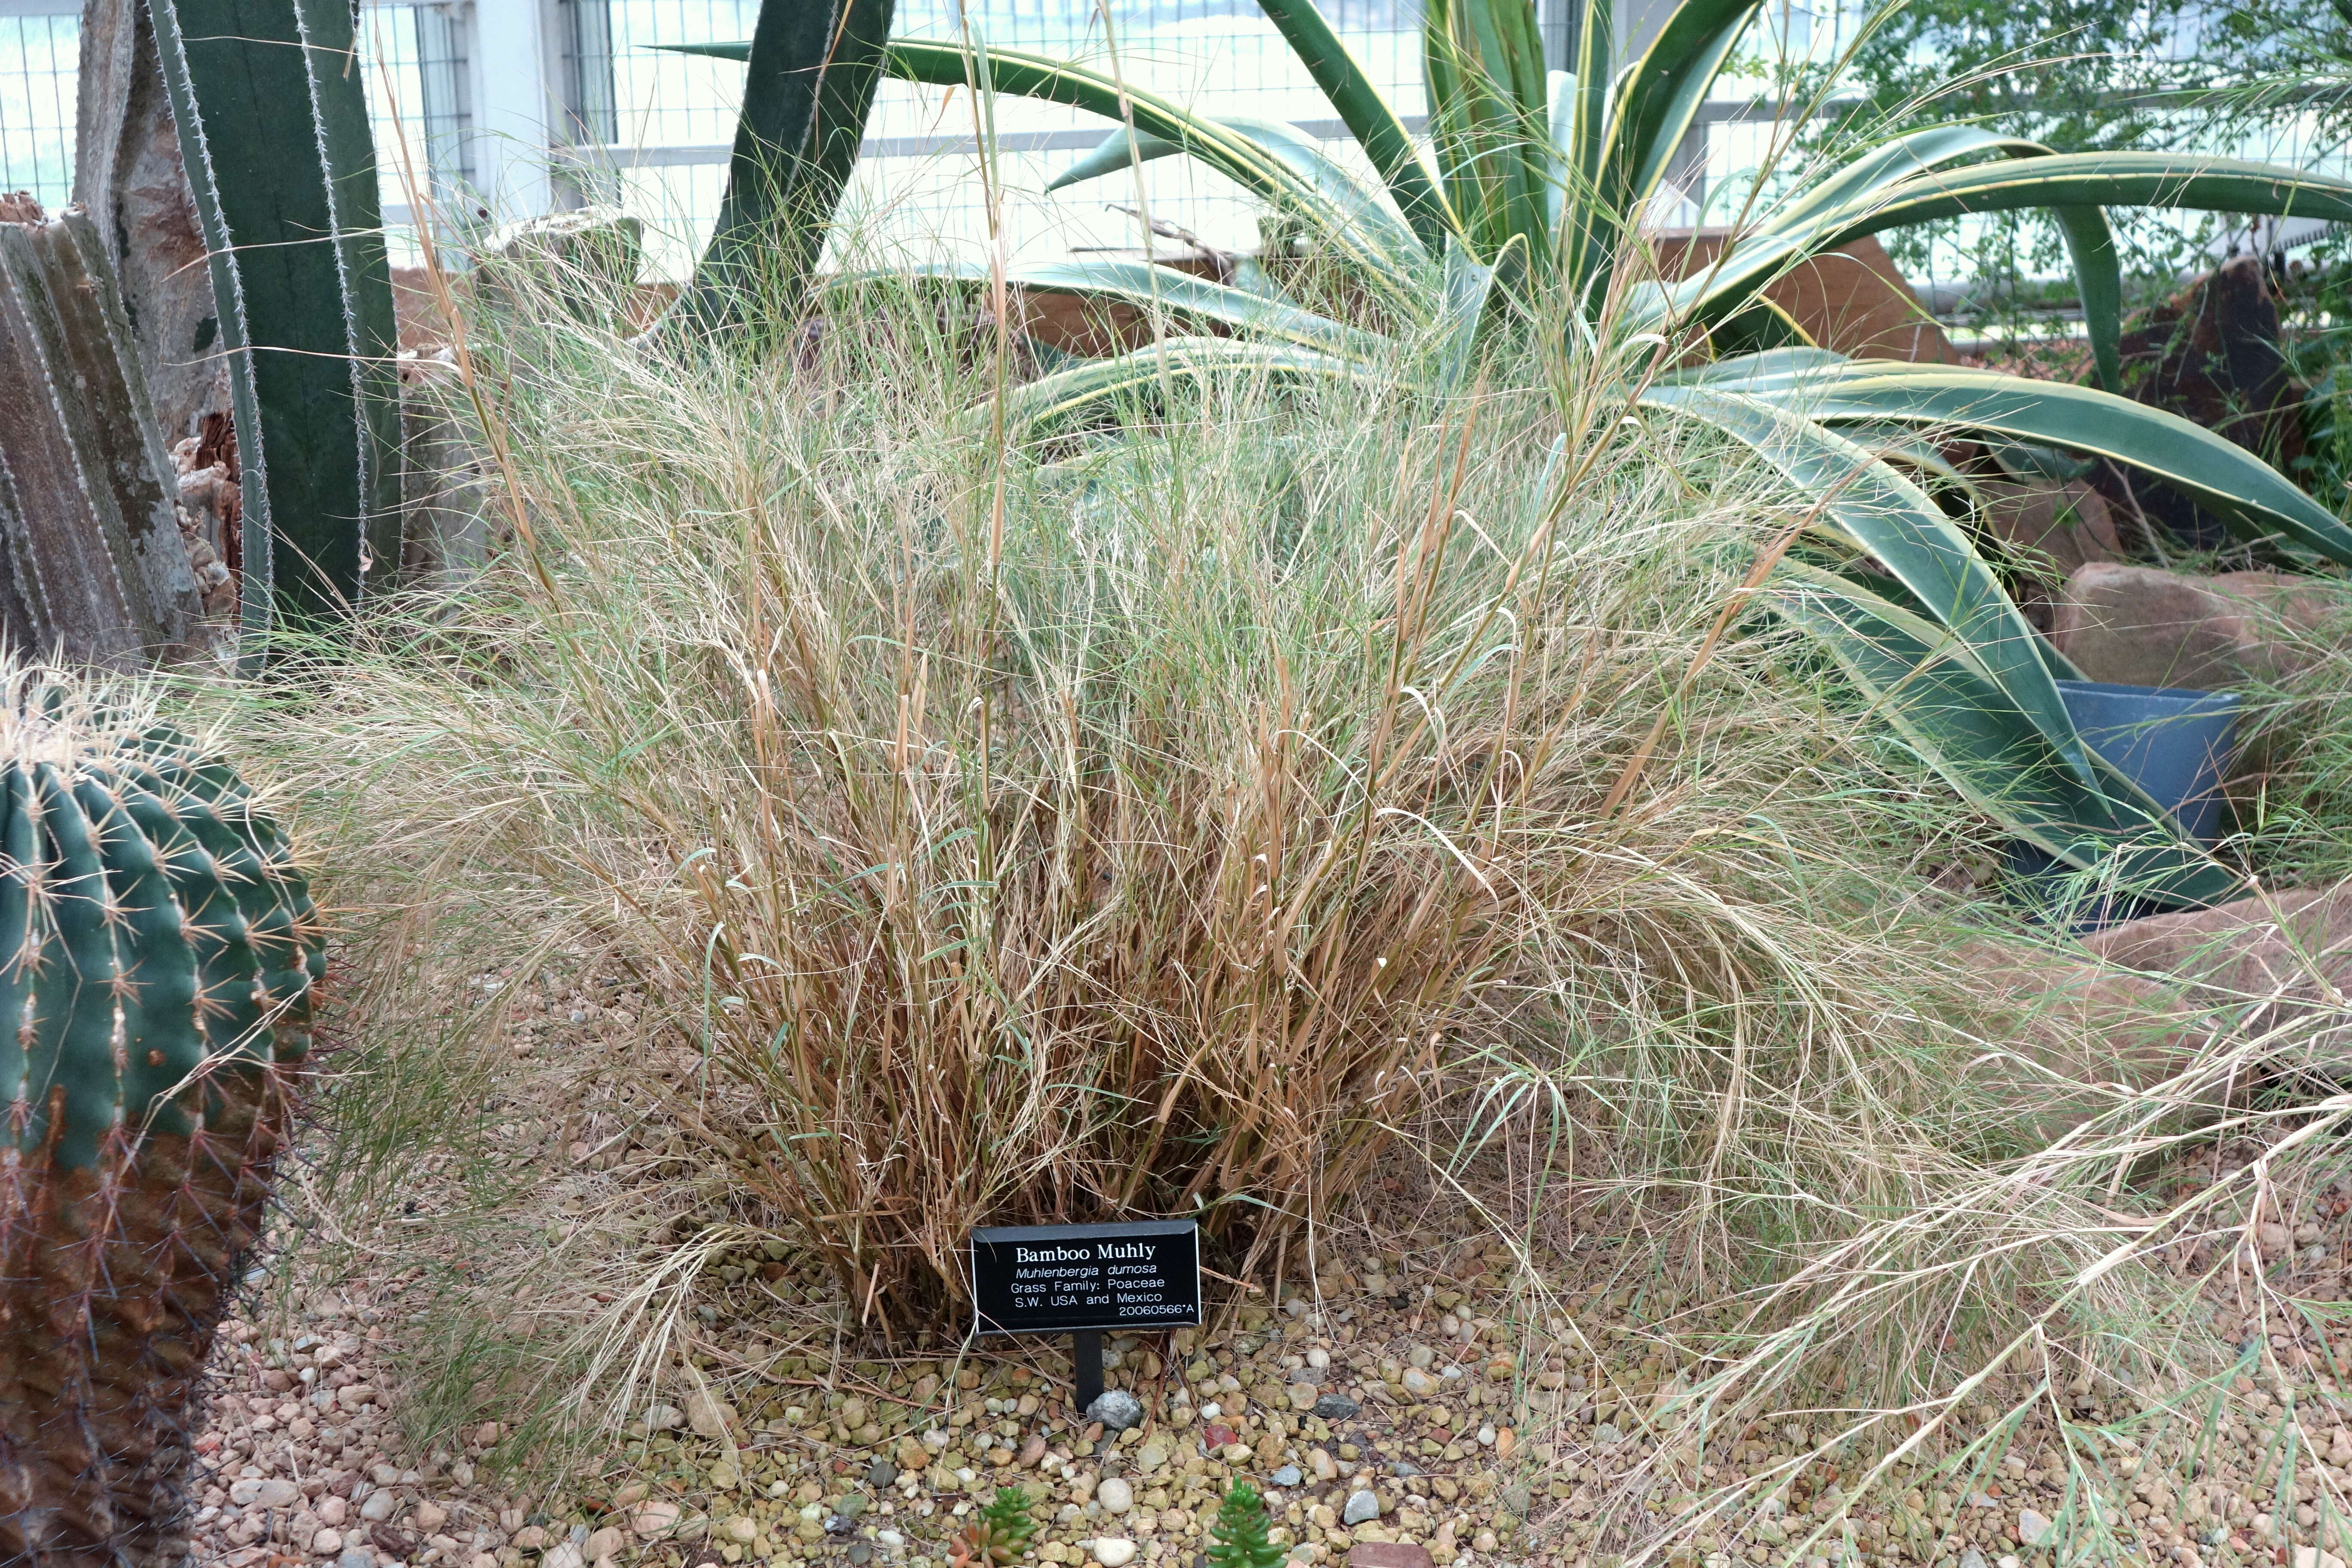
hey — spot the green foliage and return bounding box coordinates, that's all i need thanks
[675,0,2352,904]
[1205,1481,1288,1568]
[148,0,400,656]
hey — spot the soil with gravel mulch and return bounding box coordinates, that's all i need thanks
[184,965,2352,1568]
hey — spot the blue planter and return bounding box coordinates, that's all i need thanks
[2007,678,2241,928]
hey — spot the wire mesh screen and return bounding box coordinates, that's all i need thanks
[364,0,476,233]
[0,11,75,209]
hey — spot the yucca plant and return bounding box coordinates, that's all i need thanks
[677,0,2352,904]
[0,661,326,1562]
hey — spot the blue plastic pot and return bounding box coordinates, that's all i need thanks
[2007,678,2240,928]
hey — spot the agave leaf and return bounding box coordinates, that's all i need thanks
[1663,155,2352,342]
[1748,129,2122,389]
[666,37,1431,313]
[1045,117,1424,269]
[1638,383,2098,788]
[1435,232,1526,392]
[1608,0,1763,212]
[1254,0,1454,256]
[879,258,1383,358]
[1685,358,2352,565]
[969,336,1380,443]
[1765,560,2238,906]
[1425,0,1552,265]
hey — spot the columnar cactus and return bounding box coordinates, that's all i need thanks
[0,665,324,1564]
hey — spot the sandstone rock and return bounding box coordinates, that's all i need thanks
[1977,478,2121,588]
[2082,884,2352,1066]
[685,1388,736,1440]
[1350,1545,1436,1568]
[2052,564,2332,693]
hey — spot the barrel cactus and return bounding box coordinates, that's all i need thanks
[0,665,324,1562]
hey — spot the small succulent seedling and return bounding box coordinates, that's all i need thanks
[948,1485,1040,1568]
[1204,1479,1289,1568]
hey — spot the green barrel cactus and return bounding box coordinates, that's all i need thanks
[0,666,325,1563]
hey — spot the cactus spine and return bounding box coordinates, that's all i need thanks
[0,664,324,1564]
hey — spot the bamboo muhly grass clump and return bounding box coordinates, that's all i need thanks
[0,660,325,1565]
[275,268,2054,1356]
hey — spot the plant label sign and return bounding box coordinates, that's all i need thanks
[969,1219,1201,1335]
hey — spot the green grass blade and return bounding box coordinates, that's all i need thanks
[1641,383,2099,789]
[1766,560,2239,906]
[1696,359,2352,565]
[1255,0,1453,256]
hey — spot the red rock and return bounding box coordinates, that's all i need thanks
[1348,1545,1436,1568]
[2051,563,2333,692]
[1203,1424,1237,1450]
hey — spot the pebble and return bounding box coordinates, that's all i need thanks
[1097,1478,1134,1515]
[1087,1390,1145,1433]
[1344,1489,1382,1526]
[869,1458,899,1488]
[359,1489,399,1522]
[1271,1465,1302,1487]
[1092,1539,1137,1568]
[336,1550,374,1568]
[1400,1368,1437,1396]
[1593,1423,1623,1445]
[2019,1509,2053,1546]
[1306,1348,1331,1370]
[544,1544,586,1568]
[313,1529,343,1555]
[413,1501,449,1532]
[1406,1346,1435,1369]
[1960,1552,1988,1568]
[632,1499,683,1537]
[1311,1449,1340,1482]
[1313,1393,1360,1421]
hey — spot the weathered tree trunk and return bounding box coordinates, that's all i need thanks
[0,208,209,665]
[73,0,227,448]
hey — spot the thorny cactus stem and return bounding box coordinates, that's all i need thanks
[0,661,325,1565]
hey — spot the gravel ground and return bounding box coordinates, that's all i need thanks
[184,966,2352,1568]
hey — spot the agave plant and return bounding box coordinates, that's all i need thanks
[678,0,2352,904]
